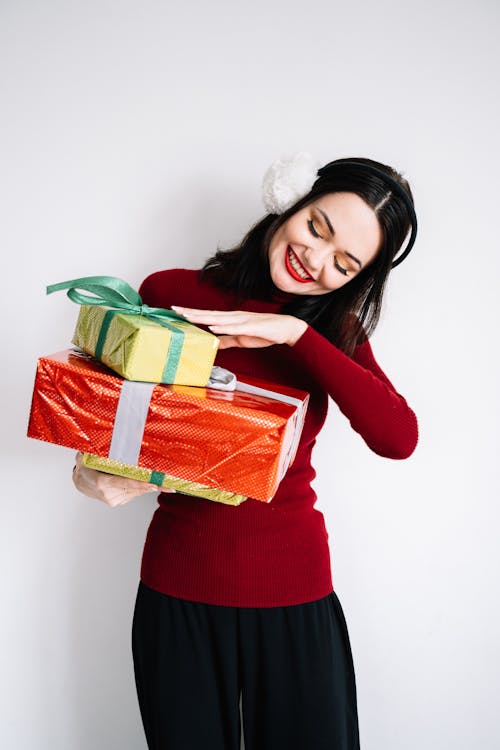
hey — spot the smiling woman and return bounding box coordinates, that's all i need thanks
[268,192,382,293]
[72,154,419,750]
[202,156,415,355]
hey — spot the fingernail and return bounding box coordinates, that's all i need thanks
[171,306,189,319]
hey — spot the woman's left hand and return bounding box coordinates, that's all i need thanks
[171,307,308,349]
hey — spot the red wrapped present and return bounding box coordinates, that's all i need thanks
[27,350,309,502]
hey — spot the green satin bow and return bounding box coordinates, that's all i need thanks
[46,275,184,323]
[47,275,186,379]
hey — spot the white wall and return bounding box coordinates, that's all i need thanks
[2,0,498,747]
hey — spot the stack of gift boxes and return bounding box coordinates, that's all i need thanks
[27,276,309,506]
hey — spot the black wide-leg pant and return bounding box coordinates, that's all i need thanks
[132,582,360,750]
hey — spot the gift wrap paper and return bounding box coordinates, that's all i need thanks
[81,453,247,506]
[73,304,219,385]
[27,350,309,502]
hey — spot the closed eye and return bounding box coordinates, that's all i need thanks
[307,219,322,239]
[333,255,349,276]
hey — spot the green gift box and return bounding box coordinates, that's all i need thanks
[47,275,219,386]
[82,453,247,506]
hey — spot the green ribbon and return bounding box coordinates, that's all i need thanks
[47,276,187,382]
[149,470,166,486]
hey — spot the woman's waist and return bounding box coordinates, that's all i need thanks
[158,459,317,513]
[141,498,332,607]
[154,487,325,540]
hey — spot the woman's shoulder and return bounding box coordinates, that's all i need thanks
[139,268,202,306]
[139,267,234,309]
[336,313,368,356]
[140,267,200,290]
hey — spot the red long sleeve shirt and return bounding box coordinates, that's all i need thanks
[138,269,418,607]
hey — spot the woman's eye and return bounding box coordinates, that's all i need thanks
[333,255,349,276]
[307,219,321,238]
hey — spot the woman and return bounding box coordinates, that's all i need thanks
[73,155,419,749]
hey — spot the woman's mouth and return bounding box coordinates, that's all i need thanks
[285,246,314,283]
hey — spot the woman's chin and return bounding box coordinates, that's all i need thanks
[274,276,317,296]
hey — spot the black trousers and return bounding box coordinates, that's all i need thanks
[132,582,360,750]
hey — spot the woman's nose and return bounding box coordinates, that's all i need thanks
[303,244,331,272]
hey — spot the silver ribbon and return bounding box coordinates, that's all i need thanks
[107,367,306,479]
[108,380,155,465]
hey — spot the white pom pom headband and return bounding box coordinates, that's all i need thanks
[262,152,321,214]
[261,154,417,268]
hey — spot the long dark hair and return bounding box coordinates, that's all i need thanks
[202,157,415,355]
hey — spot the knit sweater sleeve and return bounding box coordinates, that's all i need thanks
[291,325,418,459]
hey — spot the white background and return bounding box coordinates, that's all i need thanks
[1,1,499,748]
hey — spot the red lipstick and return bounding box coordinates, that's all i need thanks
[285,246,314,283]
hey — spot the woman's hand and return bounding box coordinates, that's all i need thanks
[171,307,308,349]
[72,452,169,508]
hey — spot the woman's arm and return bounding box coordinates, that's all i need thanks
[290,325,418,459]
[171,307,418,460]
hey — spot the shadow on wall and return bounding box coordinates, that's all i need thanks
[68,497,153,748]
[34,463,155,749]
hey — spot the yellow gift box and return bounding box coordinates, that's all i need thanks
[47,275,219,386]
[73,305,218,385]
[81,453,247,506]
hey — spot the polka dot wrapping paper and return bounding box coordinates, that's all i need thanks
[27,350,309,503]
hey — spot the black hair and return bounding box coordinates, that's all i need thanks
[201,157,415,355]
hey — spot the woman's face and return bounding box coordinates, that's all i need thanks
[268,192,382,296]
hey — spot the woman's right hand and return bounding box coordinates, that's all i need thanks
[72,452,170,507]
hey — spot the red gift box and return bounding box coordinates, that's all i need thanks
[27,350,309,502]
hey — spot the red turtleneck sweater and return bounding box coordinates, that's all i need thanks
[138,269,418,607]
